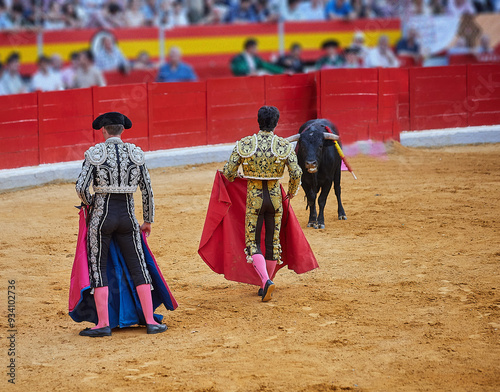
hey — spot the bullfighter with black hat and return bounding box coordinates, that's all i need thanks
[72,111,176,337]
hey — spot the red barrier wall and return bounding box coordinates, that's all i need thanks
[265,73,318,138]
[409,66,469,130]
[467,64,500,126]
[319,68,379,144]
[1,64,500,170]
[0,92,38,169]
[38,88,94,164]
[148,81,207,150]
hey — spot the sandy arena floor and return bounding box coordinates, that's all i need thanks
[0,142,499,391]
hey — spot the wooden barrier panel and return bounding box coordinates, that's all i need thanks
[0,93,39,169]
[92,83,149,150]
[3,65,500,171]
[148,81,207,150]
[264,73,318,138]
[207,77,265,144]
[409,66,468,130]
[320,68,379,144]
[38,88,94,164]
[467,63,500,126]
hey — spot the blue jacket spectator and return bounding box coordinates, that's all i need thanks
[157,47,197,83]
[225,0,259,23]
[325,0,354,19]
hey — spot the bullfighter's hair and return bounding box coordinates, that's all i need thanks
[258,106,280,132]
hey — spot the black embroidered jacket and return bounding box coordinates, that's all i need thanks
[75,137,155,223]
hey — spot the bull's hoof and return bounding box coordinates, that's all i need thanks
[307,222,315,228]
[338,215,347,220]
[316,223,325,229]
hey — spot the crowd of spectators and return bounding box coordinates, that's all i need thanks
[0,0,498,31]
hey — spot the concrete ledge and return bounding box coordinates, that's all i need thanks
[0,143,234,193]
[400,125,500,148]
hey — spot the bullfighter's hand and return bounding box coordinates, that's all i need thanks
[287,193,294,200]
[141,222,152,237]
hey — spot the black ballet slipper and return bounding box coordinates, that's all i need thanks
[79,326,112,337]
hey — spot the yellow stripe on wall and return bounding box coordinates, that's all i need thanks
[0,29,400,64]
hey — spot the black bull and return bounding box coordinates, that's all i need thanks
[287,119,346,229]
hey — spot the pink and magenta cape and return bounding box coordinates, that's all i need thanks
[198,171,318,286]
[69,206,178,327]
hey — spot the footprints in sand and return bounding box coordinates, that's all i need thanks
[301,306,337,326]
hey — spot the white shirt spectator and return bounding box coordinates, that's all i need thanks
[95,44,129,71]
[31,69,64,92]
[365,46,400,68]
[0,71,25,95]
[298,0,325,20]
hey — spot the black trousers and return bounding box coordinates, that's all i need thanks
[87,193,151,288]
[255,180,277,260]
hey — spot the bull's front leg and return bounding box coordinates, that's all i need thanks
[304,186,317,227]
[333,166,347,220]
[317,181,332,229]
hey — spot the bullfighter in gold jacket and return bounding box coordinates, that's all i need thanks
[223,106,302,301]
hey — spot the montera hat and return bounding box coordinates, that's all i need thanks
[92,112,132,130]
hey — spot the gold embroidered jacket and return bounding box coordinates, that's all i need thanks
[75,137,154,223]
[223,131,302,194]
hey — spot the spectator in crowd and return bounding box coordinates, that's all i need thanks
[61,51,80,89]
[472,0,494,12]
[342,47,360,68]
[475,34,493,53]
[158,0,189,27]
[88,1,127,28]
[225,0,258,23]
[11,2,33,27]
[349,31,369,65]
[285,0,303,20]
[325,0,355,20]
[31,55,64,92]
[297,0,325,20]
[199,0,227,24]
[276,42,304,73]
[44,1,67,29]
[447,0,476,15]
[410,0,433,15]
[133,50,155,69]
[351,0,370,18]
[73,49,106,88]
[94,36,130,72]
[428,0,446,14]
[142,0,159,25]
[125,0,146,27]
[61,2,83,28]
[370,0,398,17]
[315,39,344,69]
[231,38,283,76]
[365,35,400,68]
[0,0,14,29]
[448,36,471,54]
[157,46,197,82]
[396,28,422,62]
[254,0,277,22]
[0,52,26,95]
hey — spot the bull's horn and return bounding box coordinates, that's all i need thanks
[287,134,301,142]
[323,132,339,141]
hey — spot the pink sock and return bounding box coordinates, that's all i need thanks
[93,286,109,329]
[136,284,158,325]
[252,253,270,288]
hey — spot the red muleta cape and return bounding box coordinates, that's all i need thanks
[198,171,318,286]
